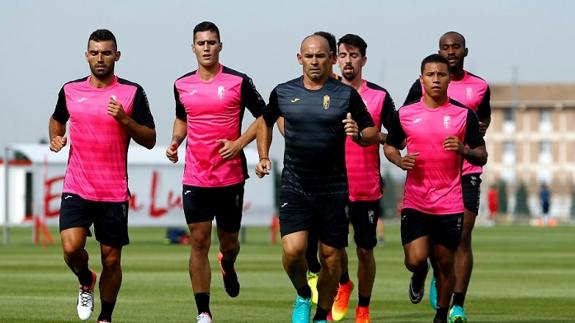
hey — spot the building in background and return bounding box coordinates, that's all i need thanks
[484,84,575,219]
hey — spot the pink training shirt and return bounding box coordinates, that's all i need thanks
[386,99,485,215]
[447,71,491,176]
[174,65,265,187]
[52,76,155,202]
[345,80,394,201]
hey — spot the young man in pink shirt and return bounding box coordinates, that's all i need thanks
[404,32,491,322]
[49,29,156,323]
[166,21,265,323]
[385,54,487,323]
[328,33,395,323]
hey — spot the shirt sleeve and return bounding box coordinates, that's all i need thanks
[385,109,406,149]
[475,86,491,121]
[52,87,69,123]
[174,83,186,121]
[464,109,485,148]
[263,88,281,127]
[403,79,422,106]
[131,86,155,128]
[241,75,266,118]
[380,91,396,131]
[349,88,374,130]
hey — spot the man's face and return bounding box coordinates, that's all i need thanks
[85,40,119,79]
[192,30,222,69]
[420,62,450,100]
[337,44,366,82]
[438,34,467,70]
[298,36,331,82]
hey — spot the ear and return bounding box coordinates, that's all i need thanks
[464,47,468,58]
[361,56,367,67]
[85,51,89,62]
[115,51,121,62]
[297,53,303,65]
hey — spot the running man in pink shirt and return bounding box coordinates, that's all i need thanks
[384,54,487,323]
[404,32,491,322]
[328,34,395,323]
[165,21,265,323]
[49,29,156,323]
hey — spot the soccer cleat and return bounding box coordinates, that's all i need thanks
[307,271,319,304]
[196,312,212,323]
[408,263,429,304]
[330,280,354,321]
[355,306,371,323]
[292,295,311,323]
[429,275,438,310]
[218,252,240,297]
[448,305,468,323]
[77,270,97,320]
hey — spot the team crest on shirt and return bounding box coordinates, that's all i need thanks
[323,95,330,110]
[217,85,225,99]
[466,87,473,99]
[443,115,451,129]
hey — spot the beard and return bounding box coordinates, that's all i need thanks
[89,64,114,80]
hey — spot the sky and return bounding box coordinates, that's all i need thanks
[1,0,574,163]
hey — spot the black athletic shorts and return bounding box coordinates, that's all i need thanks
[59,193,129,247]
[400,208,463,251]
[349,200,380,250]
[462,173,482,215]
[279,189,349,249]
[182,182,244,232]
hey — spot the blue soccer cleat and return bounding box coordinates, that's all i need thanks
[292,294,311,323]
[448,305,468,323]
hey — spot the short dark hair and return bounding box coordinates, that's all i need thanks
[313,31,336,56]
[88,29,117,50]
[420,54,449,73]
[193,21,220,42]
[337,34,367,57]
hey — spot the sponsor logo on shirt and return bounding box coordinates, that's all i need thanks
[77,97,87,103]
[323,95,330,110]
[466,87,473,99]
[188,90,197,96]
[413,118,422,124]
[368,209,375,224]
[443,115,451,129]
[281,202,288,208]
[290,97,300,103]
[217,85,225,100]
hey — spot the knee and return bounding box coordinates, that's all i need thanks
[190,233,211,253]
[404,255,427,272]
[62,243,83,261]
[356,247,373,262]
[101,252,121,271]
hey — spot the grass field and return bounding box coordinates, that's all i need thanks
[1,223,574,323]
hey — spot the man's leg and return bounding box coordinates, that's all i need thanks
[188,221,213,317]
[316,242,342,321]
[305,230,321,304]
[98,244,123,322]
[453,208,476,307]
[283,231,313,323]
[434,244,456,323]
[403,236,431,304]
[217,227,241,297]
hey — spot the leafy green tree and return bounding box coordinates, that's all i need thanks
[497,179,508,214]
[382,171,397,218]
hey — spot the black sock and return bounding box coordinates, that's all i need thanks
[98,300,116,322]
[194,293,211,315]
[296,285,312,299]
[452,292,465,307]
[313,307,329,320]
[339,271,350,285]
[358,295,371,307]
[76,268,94,287]
[435,307,448,321]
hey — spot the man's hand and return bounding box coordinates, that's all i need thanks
[398,152,419,170]
[342,112,359,141]
[166,142,179,163]
[255,158,272,178]
[107,96,128,125]
[216,139,242,160]
[443,136,465,154]
[50,136,67,152]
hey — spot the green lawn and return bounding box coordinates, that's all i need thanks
[1,223,574,322]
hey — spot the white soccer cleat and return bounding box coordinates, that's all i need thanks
[76,271,96,320]
[196,312,212,323]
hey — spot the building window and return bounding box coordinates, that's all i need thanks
[503,141,516,164]
[539,141,552,164]
[503,108,515,132]
[539,109,552,132]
